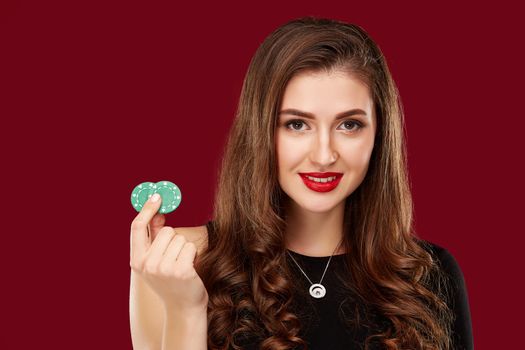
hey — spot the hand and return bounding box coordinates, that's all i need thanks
[129,193,209,313]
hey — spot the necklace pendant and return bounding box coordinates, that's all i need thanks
[309,283,326,298]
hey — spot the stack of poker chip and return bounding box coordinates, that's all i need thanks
[130,181,182,214]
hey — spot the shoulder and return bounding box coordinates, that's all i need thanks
[416,239,465,284]
[416,239,474,348]
[415,240,474,348]
[173,223,209,255]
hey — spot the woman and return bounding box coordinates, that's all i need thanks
[130,16,473,350]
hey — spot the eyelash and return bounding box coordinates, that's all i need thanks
[283,119,364,133]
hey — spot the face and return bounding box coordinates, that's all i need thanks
[275,70,376,214]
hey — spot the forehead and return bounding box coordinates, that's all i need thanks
[280,70,372,114]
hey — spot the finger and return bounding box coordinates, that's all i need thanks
[130,193,162,261]
[148,213,166,243]
[175,241,198,270]
[147,226,176,261]
[160,234,186,265]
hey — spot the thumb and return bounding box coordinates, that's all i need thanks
[148,213,166,242]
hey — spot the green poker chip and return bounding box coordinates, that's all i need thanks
[131,182,155,212]
[154,180,182,214]
[130,180,182,214]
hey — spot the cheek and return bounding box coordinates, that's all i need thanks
[340,138,375,167]
[276,132,304,169]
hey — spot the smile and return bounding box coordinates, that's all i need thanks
[298,173,343,193]
[305,175,337,182]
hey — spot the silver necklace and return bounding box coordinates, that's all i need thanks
[286,238,344,299]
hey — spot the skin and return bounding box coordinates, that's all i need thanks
[275,69,377,257]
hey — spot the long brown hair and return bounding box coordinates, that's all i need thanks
[197,16,454,350]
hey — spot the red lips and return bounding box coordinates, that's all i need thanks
[298,173,343,192]
[299,172,343,178]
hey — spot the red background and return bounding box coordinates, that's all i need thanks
[1,1,522,348]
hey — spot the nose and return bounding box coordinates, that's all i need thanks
[309,129,338,168]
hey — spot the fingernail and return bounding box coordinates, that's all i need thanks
[151,193,160,202]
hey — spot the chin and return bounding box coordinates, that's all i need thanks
[295,198,343,214]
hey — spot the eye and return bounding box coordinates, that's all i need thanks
[340,120,363,132]
[285,119,307,131]
[283,119,363,132]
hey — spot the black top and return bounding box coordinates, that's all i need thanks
[205,221,473,350]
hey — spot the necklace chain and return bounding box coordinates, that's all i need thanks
[286,237,344,286]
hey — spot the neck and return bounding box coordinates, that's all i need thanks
[284,199,347,257]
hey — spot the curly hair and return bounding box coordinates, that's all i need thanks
[195,16,455,350]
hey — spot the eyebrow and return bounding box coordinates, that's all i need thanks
[278,108,367,120]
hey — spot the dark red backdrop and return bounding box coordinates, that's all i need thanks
[1,1,522,348]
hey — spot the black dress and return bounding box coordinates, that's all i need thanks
[204,221,474,350]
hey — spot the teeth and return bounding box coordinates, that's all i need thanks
[306,175,337,183]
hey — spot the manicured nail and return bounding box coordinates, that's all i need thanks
[151,193,160,202]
